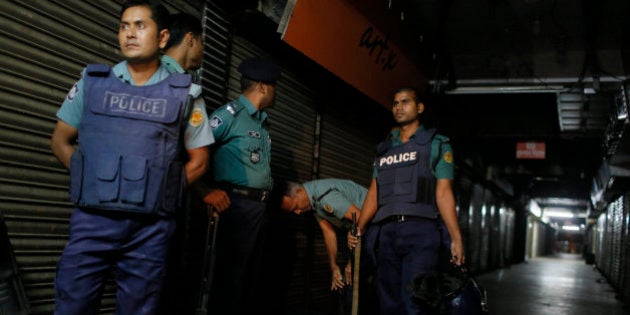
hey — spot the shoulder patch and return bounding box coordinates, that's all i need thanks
[209,115,223,128]
[189,108,204,127]
[66,83,79,102]
[323,204,334,214]
[443,151,453,164]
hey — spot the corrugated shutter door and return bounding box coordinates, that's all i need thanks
[199,1,230,109]
[318,114,375,186]
[0,1,206,313]
[0,2,121,313]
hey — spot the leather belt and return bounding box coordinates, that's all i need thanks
[218,182,270,202]
[383,215,430,223]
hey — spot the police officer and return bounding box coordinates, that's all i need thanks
[349,87,465,315]
[281,178,378,315]
[198,57,280,314]
[49,1,213,314]
[160,12,220,315]
[282,179,366,290]
[162,13,204,73]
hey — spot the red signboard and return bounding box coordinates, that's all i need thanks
[279,0,427,109]
[516,142,546,159]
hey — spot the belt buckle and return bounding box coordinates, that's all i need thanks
[260,190,269,201]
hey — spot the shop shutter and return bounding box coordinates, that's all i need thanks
[0,1,210,313]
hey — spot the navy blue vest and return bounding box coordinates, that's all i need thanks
[69,64,191,216]
[373,128,438,222]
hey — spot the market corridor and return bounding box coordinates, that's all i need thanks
[475,253,628,315]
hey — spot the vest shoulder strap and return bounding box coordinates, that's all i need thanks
[413,128,437,145]
[86,64,111,77]
[168,73,192,88]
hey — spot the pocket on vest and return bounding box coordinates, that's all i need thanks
[96,153,120,202]
[378,166,418,203]
[121,155,148,204]
[69,151,84,203]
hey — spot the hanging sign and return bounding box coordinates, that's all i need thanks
[516,142,546,159]
[278,0,427,108]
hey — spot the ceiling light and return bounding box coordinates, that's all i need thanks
[544,210,574,218]
[562,225,580,231]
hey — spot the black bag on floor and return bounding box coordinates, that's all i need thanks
[411,265,488,315]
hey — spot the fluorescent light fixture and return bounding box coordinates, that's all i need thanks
[444,85,565,94]
[529,200,542,217]
[562,225,580,231]
[544,211,574,218]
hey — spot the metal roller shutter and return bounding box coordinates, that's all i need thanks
[198,1,230,109]
[0,1,212,313]
[318,114,375,186]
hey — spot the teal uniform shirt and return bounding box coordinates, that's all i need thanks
[161,54,185,74]
[303,178,368,229]
[209,95,272,190]
[373,125,454,179]
[57,60,214,150]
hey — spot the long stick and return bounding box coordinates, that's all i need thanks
[195,205,219,315]
[351,213,361,315]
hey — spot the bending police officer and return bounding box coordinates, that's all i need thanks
[281,178,378,315]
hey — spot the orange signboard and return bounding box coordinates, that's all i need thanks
[280,0,427,108]
[516,142,546,159]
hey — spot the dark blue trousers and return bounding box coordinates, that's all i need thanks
[375,219,440,315]
[55,208,175,315]
[209,197,268,314]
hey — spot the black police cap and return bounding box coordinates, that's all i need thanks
[237,57,281,83]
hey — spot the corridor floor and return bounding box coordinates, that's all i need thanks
[475,253,629,315]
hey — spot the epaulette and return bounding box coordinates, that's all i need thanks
[189,83,202,98]
[433,133,450,143]
[224,101,244,116]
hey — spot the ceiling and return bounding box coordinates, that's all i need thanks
[220,0,630,224]
[344,0,630,222]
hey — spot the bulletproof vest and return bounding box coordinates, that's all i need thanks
[69,64,191,216]
[373,128,438,222]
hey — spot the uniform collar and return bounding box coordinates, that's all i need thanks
[161,54,185,74]
[391,125,425,143]
[112,60,171,86]
[237,94,267,120]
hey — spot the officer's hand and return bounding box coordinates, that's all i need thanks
[450,239,465,266]
[343,262,353,286]
[203,189,231,212]
[347,228,361,250]
[330,266,345,291]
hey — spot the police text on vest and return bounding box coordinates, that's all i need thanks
[105,92,167,118]
[379,152,417,166]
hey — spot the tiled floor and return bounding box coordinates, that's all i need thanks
[475,253,629,315]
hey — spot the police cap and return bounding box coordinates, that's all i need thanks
[237,57,281,83]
